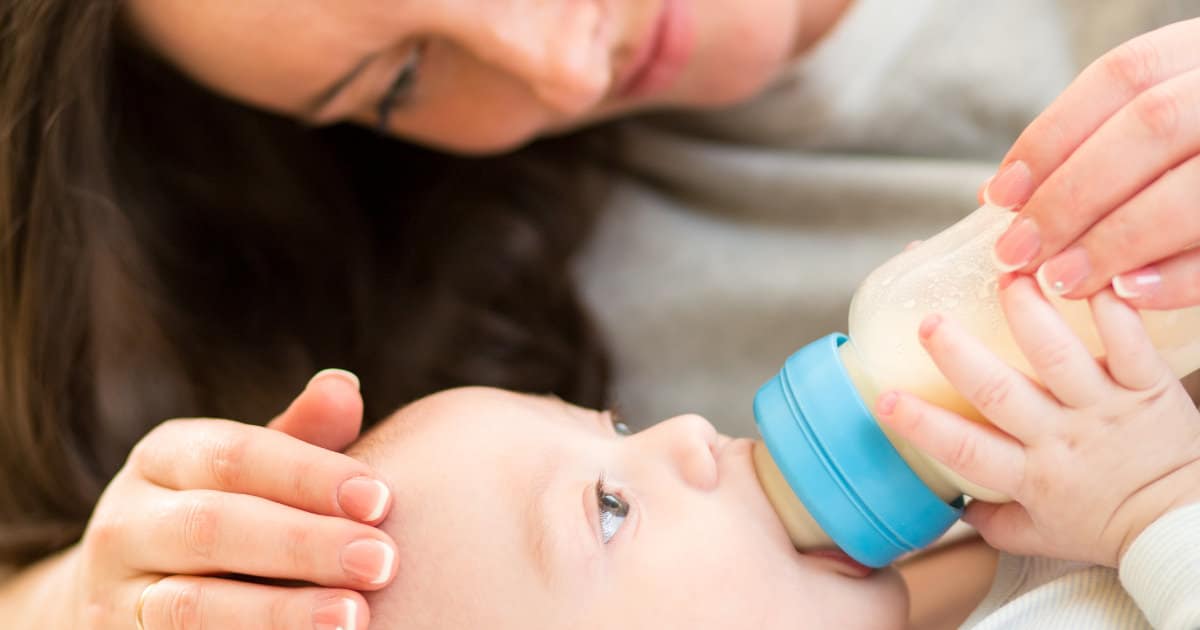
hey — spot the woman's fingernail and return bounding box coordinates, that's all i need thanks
[314,597,359,630]
[919,314,943,340]
[877,392,900,415]
[1113,267,1161,300]
[341,539,396,585]
[338,477,391,522]
[993,216,1042,271]
[984,160,1034,209]
[308,369,361,392]
[1037,247,1092,296]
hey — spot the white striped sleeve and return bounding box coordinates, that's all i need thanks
[1119,503,1200,630]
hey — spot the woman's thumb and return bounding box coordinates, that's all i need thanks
[267,369,364,451]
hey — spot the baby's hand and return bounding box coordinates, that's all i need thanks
[875,275,1200,567]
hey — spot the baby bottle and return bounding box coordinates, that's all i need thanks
[752,202,1200,567]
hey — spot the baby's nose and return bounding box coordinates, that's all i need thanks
[641,413,721,491]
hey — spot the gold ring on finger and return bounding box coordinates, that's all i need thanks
[135,577,164,630]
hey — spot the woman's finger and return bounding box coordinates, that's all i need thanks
[990,18,1200,264]
[268,369,364,452]
[875,391,1025,499]
[1032,72,1200,298]
[1001,276,1112,406]
[1090,289,1172,391]
[136,576,368,630]
[1113,247,1200,309]
[127,488,397,589]
[916,313,1057,442]
[1041,152,1200,298]
[132,419,391,524]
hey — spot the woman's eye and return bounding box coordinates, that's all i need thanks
[376,43,424,131]
[596,482,629,544]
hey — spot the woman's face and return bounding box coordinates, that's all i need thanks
[125,0,843,153]
[351,387,907,629]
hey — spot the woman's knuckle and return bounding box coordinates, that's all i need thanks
[180,494,222,560]
[1103,209,1146,254]
[267,590,296,628]
[1130,84,1182,139]
[205,432,248,490]
[165,582,205,630]
[84,513,122,551]
[1102,36,1161,96]
[282,524,315,572]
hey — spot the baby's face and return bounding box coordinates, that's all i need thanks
[354,387,907,629]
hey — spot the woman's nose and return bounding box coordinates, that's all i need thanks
[468,2,613,116]
[631,414,721,491]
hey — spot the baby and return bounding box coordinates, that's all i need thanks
[350,276,1200,629]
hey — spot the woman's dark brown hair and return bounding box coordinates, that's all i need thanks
[0,1,610,565]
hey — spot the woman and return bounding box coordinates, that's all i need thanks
[2,0,1199,628]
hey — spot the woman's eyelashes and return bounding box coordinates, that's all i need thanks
[596,476,629,544]
[376,42,425,132]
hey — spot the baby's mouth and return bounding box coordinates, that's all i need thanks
[802,549,875,579]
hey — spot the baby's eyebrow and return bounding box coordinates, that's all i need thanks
[523,449,564,586]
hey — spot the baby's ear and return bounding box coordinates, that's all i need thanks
[1183,371,1200,407]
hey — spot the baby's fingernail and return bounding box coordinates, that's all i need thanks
[993,216,1042,272]
[877,392,900,415]
[1037,247,1091,296]
[984,160,1034,209]
[308,368,361,392]
[919,314,943,340]
[341,539,396,585]
[1113,267,1161,300]
[314,597,359,630]
[338,477,391,523]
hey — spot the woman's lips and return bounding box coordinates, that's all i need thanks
[615,0,694,99]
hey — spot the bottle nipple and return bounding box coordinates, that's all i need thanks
[752,441,835,550]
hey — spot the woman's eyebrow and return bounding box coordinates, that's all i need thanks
[303,53,379,119]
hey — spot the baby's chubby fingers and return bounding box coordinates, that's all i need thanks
[914,312,1057,443]
[960,501,1049,558]
[1091,288,1171,391]
[875,390,1025,500]
[136,576,368,630]
[131,418,391,525]
[1003,275,1112,407]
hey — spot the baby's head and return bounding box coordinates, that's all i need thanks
[351,387,907,629]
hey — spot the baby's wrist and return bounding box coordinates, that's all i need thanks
[1117,476,1200,565]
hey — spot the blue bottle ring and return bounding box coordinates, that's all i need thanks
[754,333,963,568]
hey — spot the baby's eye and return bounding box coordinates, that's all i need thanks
[596,481,629,544]
[607,411,633,437]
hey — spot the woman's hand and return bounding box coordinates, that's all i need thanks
[875,276,1200,567]
[70,369,393,629]
[986,17,1200,309]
